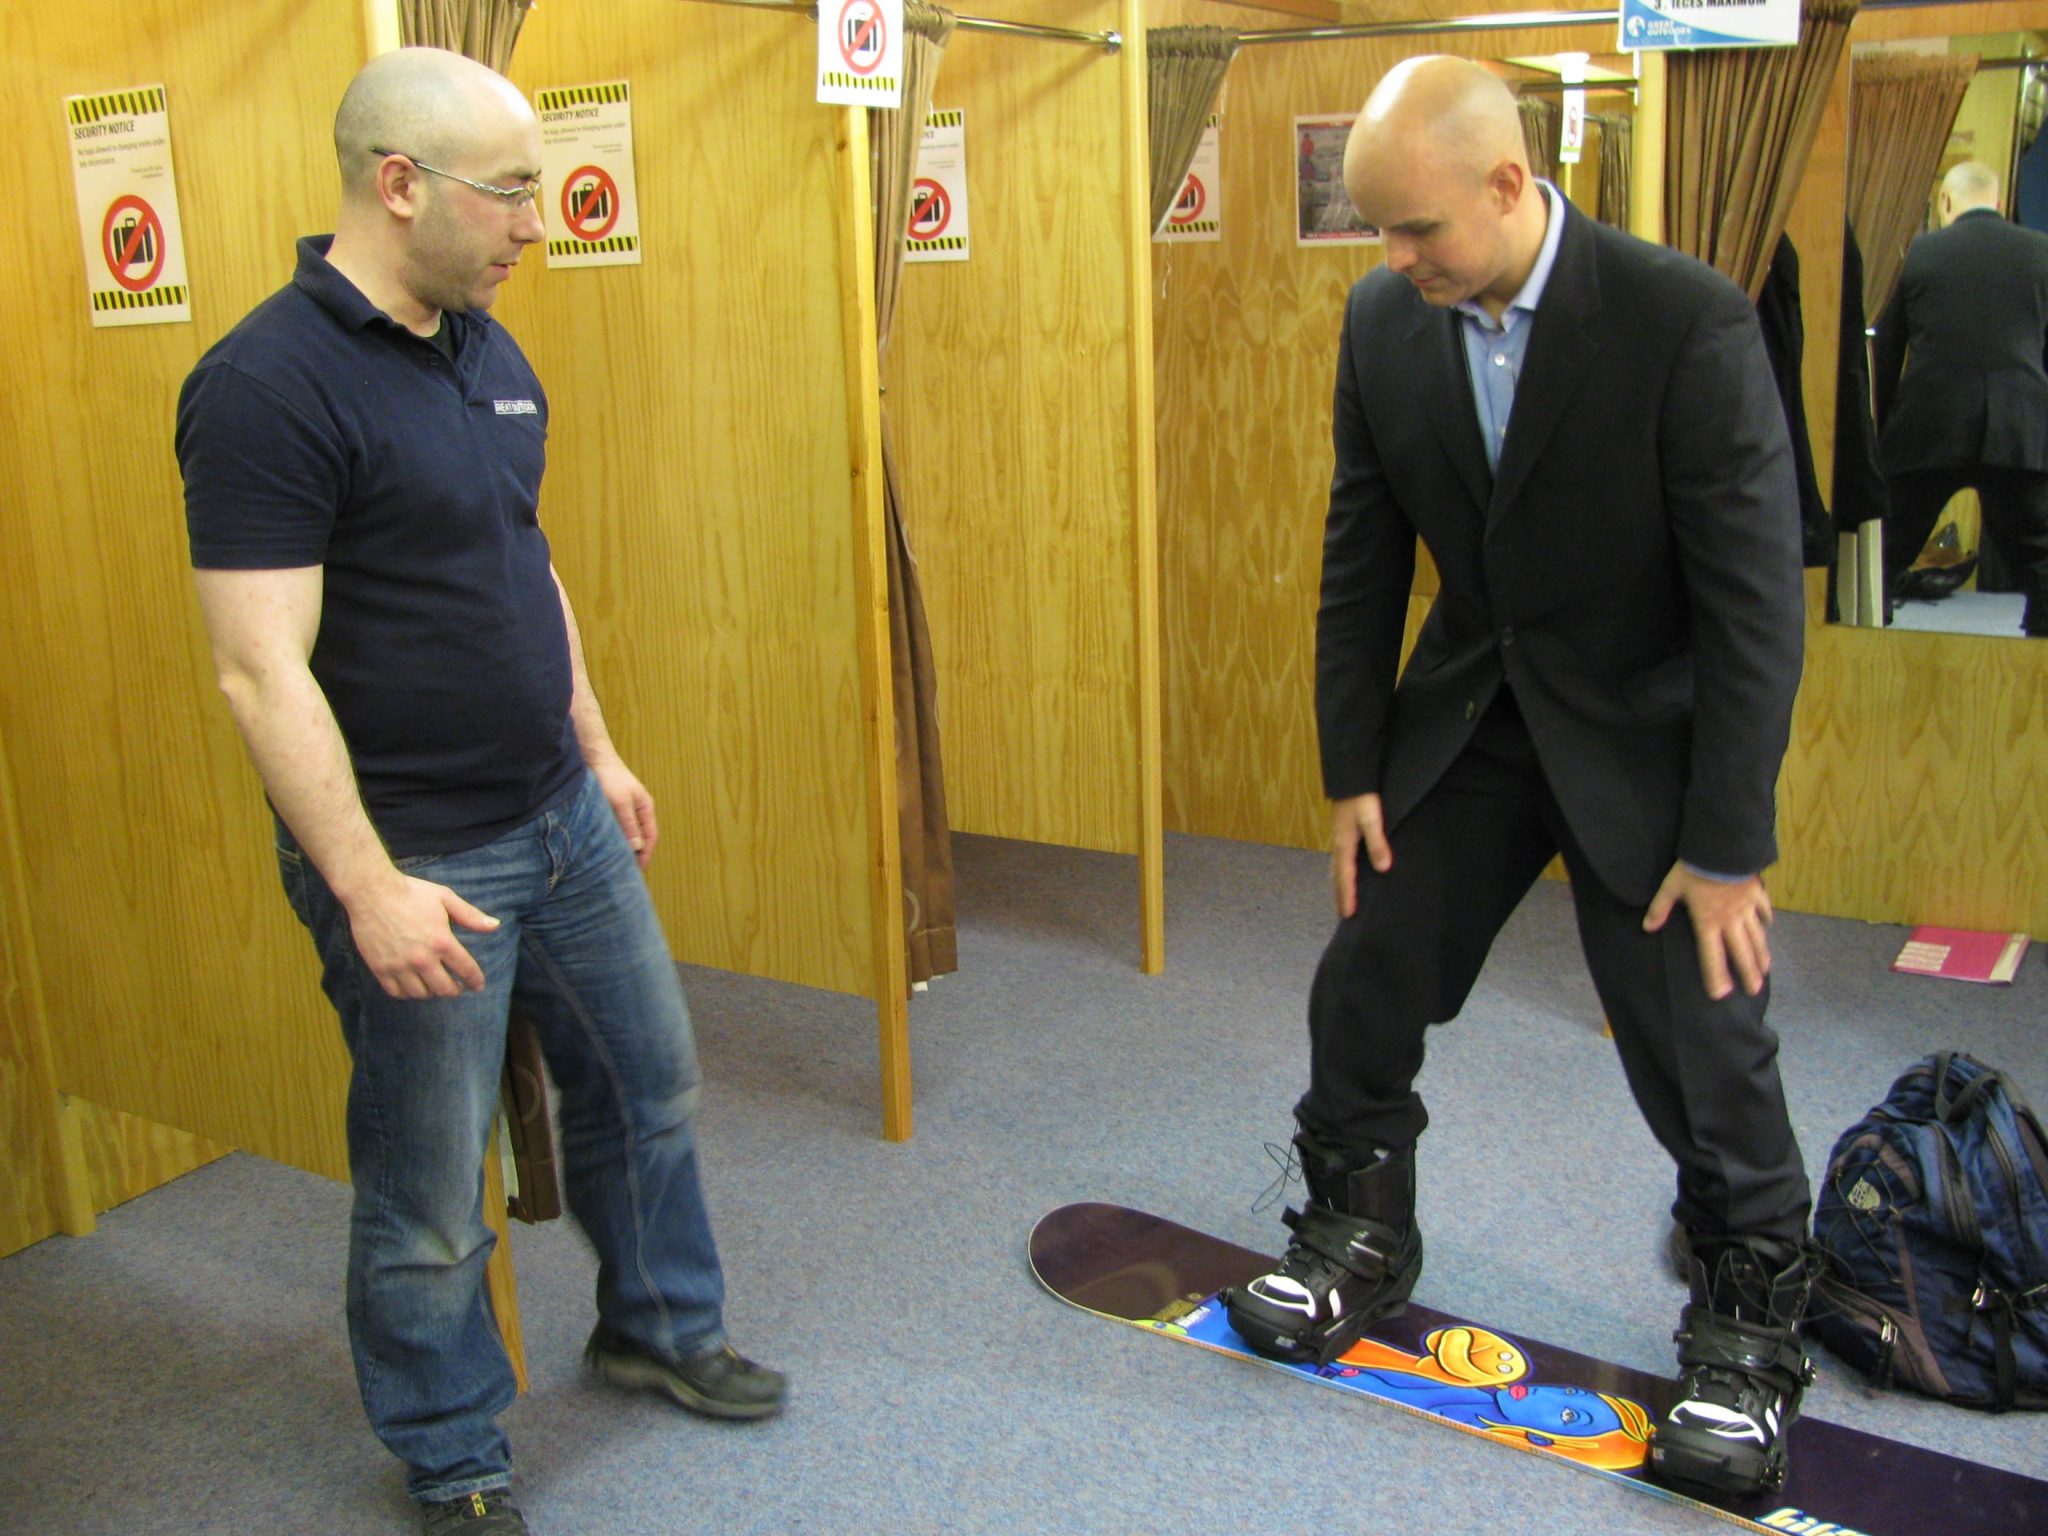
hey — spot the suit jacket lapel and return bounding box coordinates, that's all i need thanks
[1489,201,1604,526]
[1414,303,1493,514]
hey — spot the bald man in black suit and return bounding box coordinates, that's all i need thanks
[1222,56,1814,1501]
[1875,160,2048,635]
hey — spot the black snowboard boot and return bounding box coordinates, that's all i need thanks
[1224,1130,1423,1366]
[1651,1233,1815,1497]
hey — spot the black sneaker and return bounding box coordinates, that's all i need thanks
[421,1490,529,1535]
[586,1323,787,1420]
[1652,1236,1814,1497]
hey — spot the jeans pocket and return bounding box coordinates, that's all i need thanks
[394,851,449,875]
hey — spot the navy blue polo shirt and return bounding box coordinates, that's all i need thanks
[176,236,580,857]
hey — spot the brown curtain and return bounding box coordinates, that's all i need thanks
[870,1,959,988]
[1591,113,1633,229]
[397,0,533,73]
[1518,96,1561,184]
[1847,53,1979,321]
[1664,0,1859,299]
[1147,27,1239,233]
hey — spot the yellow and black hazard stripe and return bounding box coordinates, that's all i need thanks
[534,82,629,113]
[1165,221,1221,235]
[69,87,166,125]
[547,235,639,256]
[821,72,898,92]
[907,235,966,251]
[926,108,963,129]
[92,284,187,311]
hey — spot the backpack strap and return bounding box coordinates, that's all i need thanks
[1973,1280,2048,1413]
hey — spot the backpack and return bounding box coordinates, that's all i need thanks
[1808,1051,2048,1410]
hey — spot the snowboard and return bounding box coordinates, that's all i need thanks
[1028,1202,2048,1536]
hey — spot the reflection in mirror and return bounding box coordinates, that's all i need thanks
[1492,55,1638,230]
[1840,34,2048,639]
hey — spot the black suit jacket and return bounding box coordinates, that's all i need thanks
[1316,201,1806,906]
[1872,208,2048,476]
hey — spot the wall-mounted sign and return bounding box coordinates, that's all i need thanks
[1156,118,1221,244]
[67,85,189,327]
[536,81,641,268]
[1619,0,1800,52]
[818,0,903,109]
[1296,115,1376,246]
[905,108,968,263]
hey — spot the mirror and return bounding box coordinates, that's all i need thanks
[1839,32,2048,639]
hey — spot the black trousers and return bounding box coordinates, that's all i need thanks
[1296,693,1810,1245]
[1884,464,2048,636]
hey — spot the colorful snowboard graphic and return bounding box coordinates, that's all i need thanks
[1028,1202,2048,1536]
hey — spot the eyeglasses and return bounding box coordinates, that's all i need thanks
[370,148,541,210]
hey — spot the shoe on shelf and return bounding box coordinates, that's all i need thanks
[1224,1131,1423,1366]
[586,1323,787,1421]
[421,1489,529,1535]
[1651,1234,1815,1498]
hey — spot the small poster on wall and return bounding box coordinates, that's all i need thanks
[905,108,969,264]
[1295,115,1376,246]
[67,85,191,327]
[817,0,904,109]
[536,81,641,269]
[1155,117,1221,243]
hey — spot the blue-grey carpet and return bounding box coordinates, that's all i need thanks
[3,831,2042,1535]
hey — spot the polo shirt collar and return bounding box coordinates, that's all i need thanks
[1456,179,1566,328]
[291,233,491,342]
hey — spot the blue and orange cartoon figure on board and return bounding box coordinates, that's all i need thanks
[1327,1326,1653,1472]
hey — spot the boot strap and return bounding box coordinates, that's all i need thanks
[1673,1302,1813,1392]
[1283,1204,1407,1286]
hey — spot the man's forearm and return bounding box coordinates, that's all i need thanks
[217,663,393,903]
[553,571,619,766]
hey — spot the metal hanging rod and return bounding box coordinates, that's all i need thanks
[1237,9,1620,46]
[683,0,1119,53]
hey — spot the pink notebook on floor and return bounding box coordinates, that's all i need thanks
[1891,927,2032,984]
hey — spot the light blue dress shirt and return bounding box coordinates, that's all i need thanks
[1454,180,1566,475]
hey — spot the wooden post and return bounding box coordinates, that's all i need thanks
[833,104,914,1141]
[1119,4,1166,976]
[482,1121,528,1393]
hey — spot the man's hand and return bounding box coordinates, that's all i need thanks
[1644,863,1774,1000]
[1331,793,1393,918]
[341,871,501,999]
[589,753,658,869]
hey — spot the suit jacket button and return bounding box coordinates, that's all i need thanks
[1465,699,1476,719]
[1500,627,1515,648]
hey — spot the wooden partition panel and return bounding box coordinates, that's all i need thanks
[1148,8,1618,850]
[0,0,362,1177]
[493,4,873,995]
[886,0,1142,854]
[1148,0,2048,935]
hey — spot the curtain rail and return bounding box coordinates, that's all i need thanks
[1236,10,1619,46]
[682,0,1120,52]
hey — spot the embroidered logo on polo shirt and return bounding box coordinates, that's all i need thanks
[494,399,539,415]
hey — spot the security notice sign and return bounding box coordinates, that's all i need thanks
[536,81,641,268]
[67,85,190,327]
[904,109,968,264]
[1155,117,1221,244]
[818,0,903,108]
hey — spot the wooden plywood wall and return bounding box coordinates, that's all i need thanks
[1148,0,2047,936]
[493,3,873,994]
[886,0,1142,854]
[1148,9,1620,850]
[0,0,360,1189]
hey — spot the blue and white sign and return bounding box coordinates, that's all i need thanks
[1619,0,1801,52]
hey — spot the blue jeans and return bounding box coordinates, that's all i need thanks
[277,770,726,1503]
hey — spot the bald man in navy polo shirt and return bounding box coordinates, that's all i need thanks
[177,48,781,1536]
